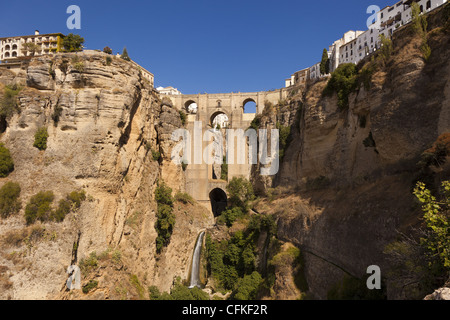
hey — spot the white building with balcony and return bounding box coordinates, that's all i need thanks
[0,30,65,63]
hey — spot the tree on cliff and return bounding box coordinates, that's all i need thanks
[121,47,131,61]
[62,33,84,52]
[320,48,330,75]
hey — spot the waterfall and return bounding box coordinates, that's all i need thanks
[189,231,205,289]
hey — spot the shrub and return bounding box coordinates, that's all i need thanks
[0,144,14,177]
[221,156,228,181]
[179,110,187,126]
[414,181,450,269]
[52,199,71,223]
[51,105,63,126]
[62,33,84,52]
[155,182,173,207]
[67,190,86,209]
[155,182,175,253]
[411,2,432,61]
[33,127,49,151]
[105,56,113,66]
[226,177,255,212]
[323,63,358,110]
[0,182,21,219]
[277,122,292,160]
[103,46,113,54]
[377,34,393,67]
[249,115,261,131]
[152,149,161,162]
[79,252,98,276]
[232,271,263,300]
[82,280,98,294]
[174,192,195,205]
[220,207,245,227]
[25,189,85,224]
[24,191,55,225]
[0,84,22,118]
[73,61,85,73]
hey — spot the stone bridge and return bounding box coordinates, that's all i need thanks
[166,88,290,214]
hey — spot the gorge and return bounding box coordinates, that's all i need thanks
[0,2,448,301]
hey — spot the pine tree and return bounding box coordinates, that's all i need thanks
[320,48,330,75]
[121,47,131,61]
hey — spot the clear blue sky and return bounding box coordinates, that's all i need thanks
[1,0,393,94]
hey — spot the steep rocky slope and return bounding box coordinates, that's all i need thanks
[0,51,213,299]
[255,5,450,299]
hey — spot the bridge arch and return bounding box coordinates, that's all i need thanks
[210,110,229,128]
[185,100,198,114]
[242,98,257,114]
[209,188,227,217]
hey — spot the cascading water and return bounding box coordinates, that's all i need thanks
[189,231,206,289]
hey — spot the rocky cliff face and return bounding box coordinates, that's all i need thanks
[256,6,450,299]
[0,51,213,299]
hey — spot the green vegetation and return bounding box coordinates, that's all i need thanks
[33,127,49,151]
[151,149,161,162]
[121,47,131,61]
[232,271,263,300]
[205,214,275,298]
[179,110,187,126]
[154,182,175,254]
[411,2,431,61]
[277,122,292,161]
[79,252,99,276]
[51,105,63,126]
[62,33,84,52]
[149,277,209,300]
[105,56,113,66]
[323,63,358,110]
[0,84,22,119]
[226,177,255,212]
[130,274,146,300]
[52,190,86,222]
[384,181,449,299]
[103,46,113,54]
[73,61,85,72]
[413,181,450,269]
[24,190,86,225]
[249,115,261,131]
[0,144,15,177]
[21,42,41,56]
[24,191,54,225]
[82,280,98,294]
[217,207,245,227]
[0,182,21,219]
[174,192,195,205]
[266,246,308,295]
[221,156,228,181]
[378,34,393,67]
[320,48,330,75]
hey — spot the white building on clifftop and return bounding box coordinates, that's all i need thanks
[0,30,65,63]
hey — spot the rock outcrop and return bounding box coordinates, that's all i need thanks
[0,51,213,299]
[256,6,450,300]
